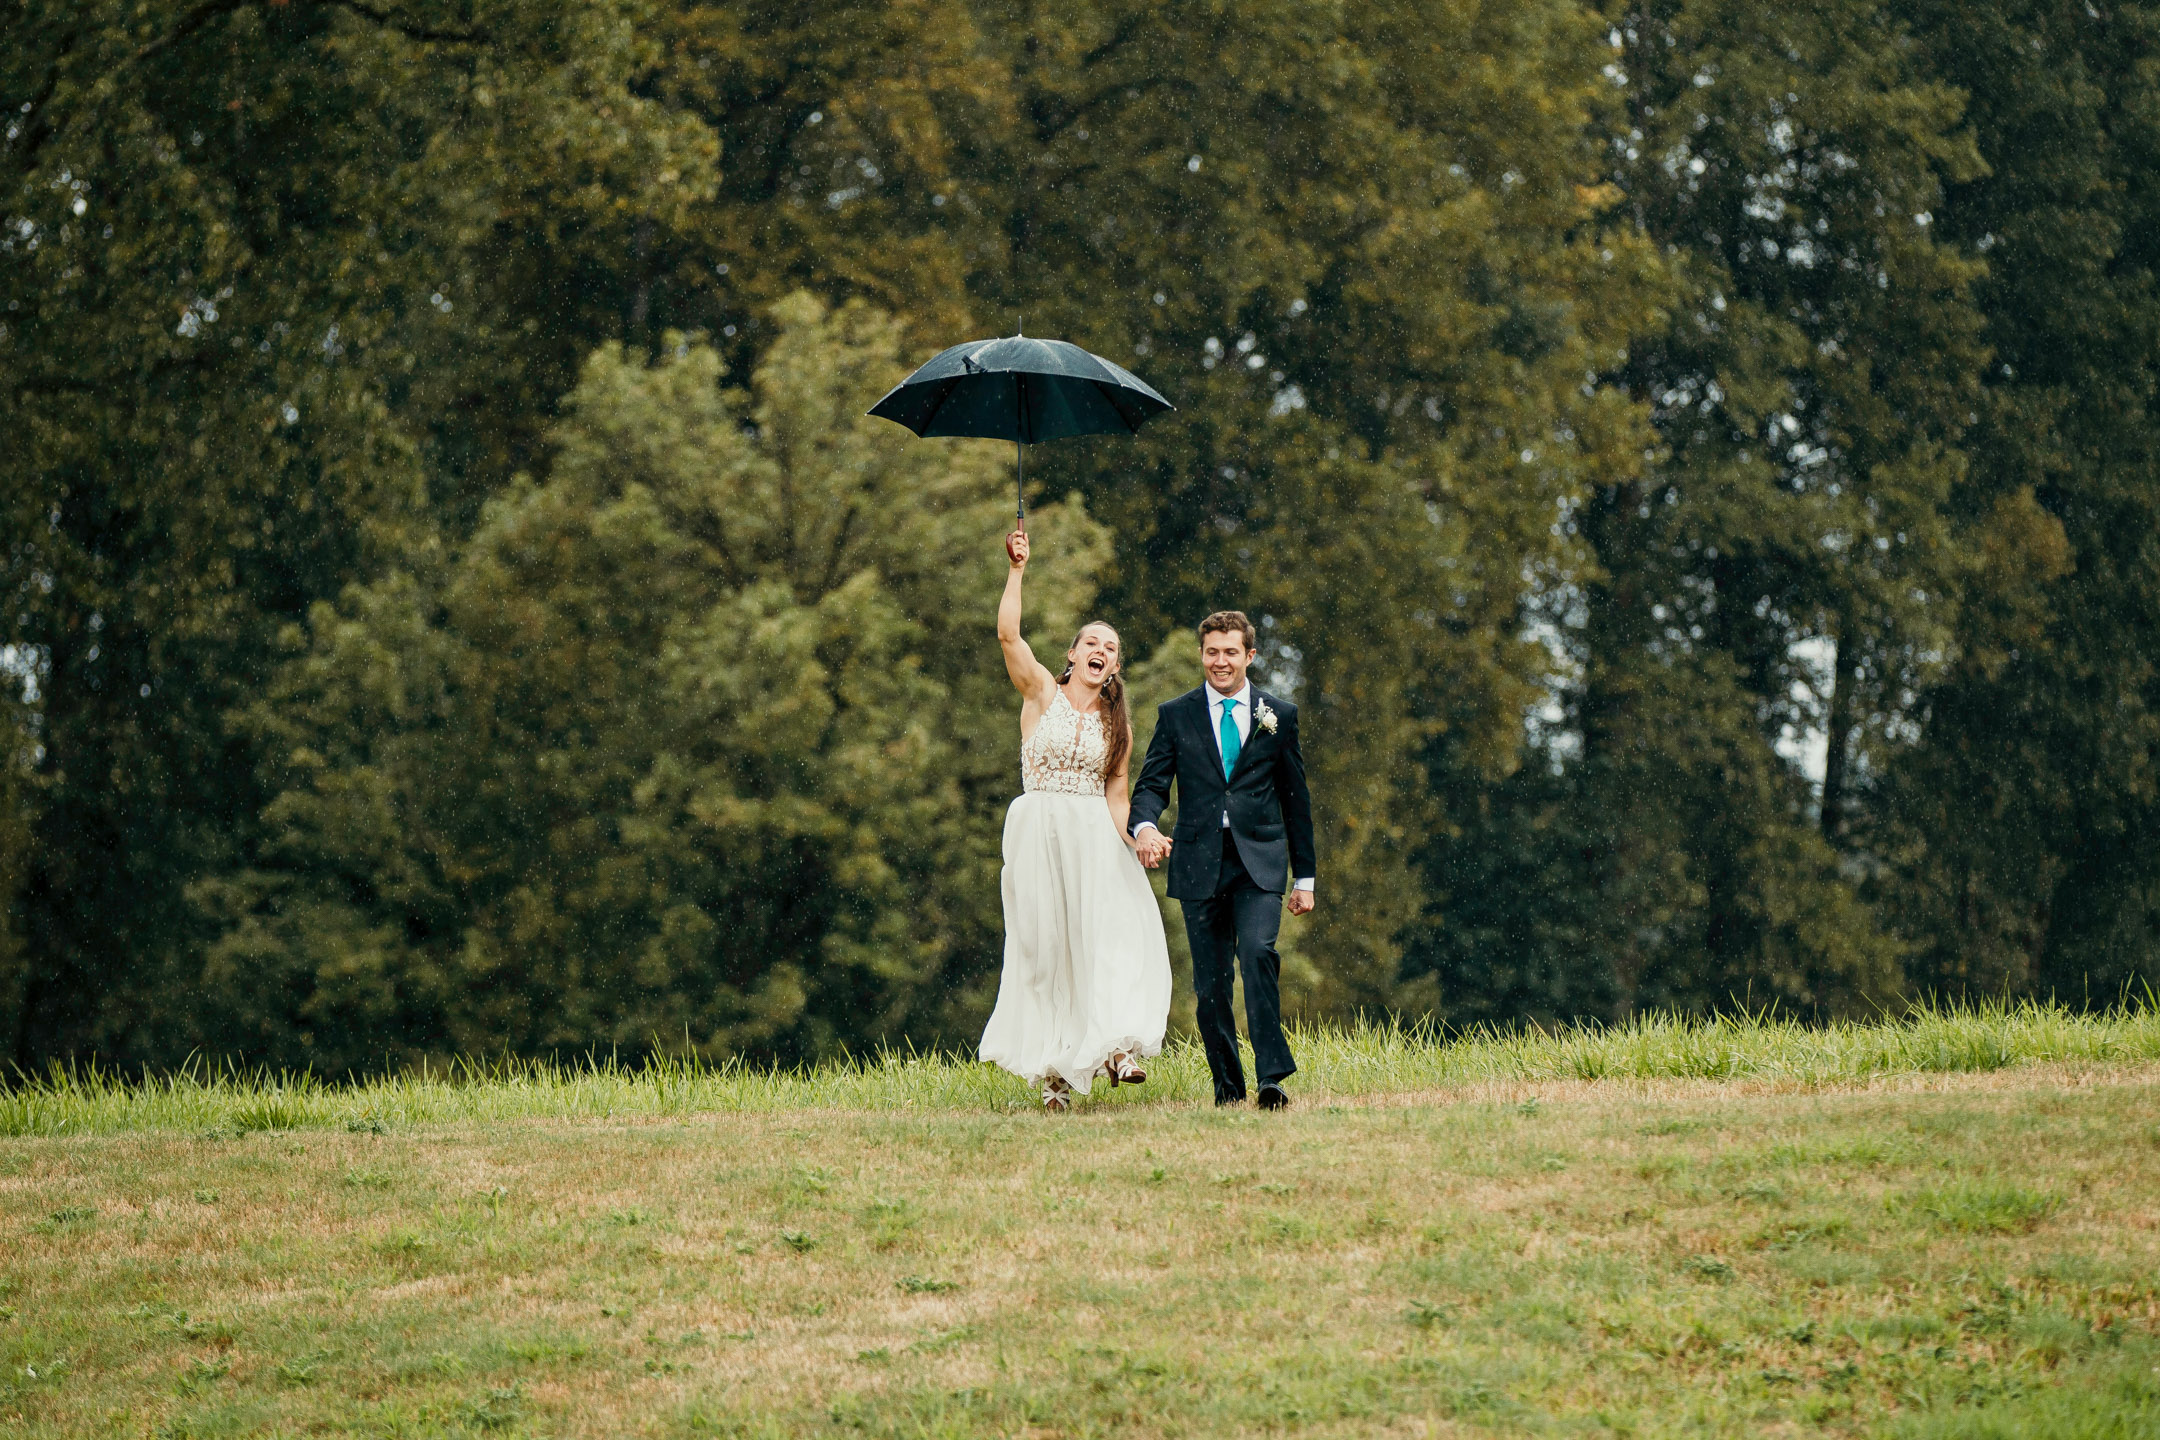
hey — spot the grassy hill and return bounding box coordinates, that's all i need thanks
[4,1005,2158,1438]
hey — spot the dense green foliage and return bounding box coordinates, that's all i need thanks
[3,0,2155,1069]
[199,299,1106,1070]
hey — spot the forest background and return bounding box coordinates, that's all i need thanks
[3,0,2156,1074]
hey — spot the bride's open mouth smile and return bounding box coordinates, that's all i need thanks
[1085,657,1107,678]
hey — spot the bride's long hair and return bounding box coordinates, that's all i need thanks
[1058,621,1132,781]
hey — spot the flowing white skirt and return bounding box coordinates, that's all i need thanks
[980,792,1172,1090]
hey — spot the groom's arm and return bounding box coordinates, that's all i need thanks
[1275,705,1317,890]
[1129,709,1177,837]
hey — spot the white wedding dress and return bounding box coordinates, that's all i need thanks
[980,689,1171,1091]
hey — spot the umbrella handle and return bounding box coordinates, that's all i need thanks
[1005,434,1026,565]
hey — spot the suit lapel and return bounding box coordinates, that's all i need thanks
[1180,688,1228,796]
[1184,689,1223,790]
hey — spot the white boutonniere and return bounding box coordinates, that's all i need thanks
[1255,698,1279,734]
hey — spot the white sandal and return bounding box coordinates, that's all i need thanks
[1041,1077,1072,1113]
[1108,1051,1147,1086]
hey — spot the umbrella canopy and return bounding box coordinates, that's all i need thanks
[868,333,1174,523]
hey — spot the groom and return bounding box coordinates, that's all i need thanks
[1129,611,1316,1110]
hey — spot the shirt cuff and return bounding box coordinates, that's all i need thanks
[1293,878,1315,892]
[1132,821,1161,838]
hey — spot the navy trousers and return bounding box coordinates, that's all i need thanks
[1181,831,1297,1103]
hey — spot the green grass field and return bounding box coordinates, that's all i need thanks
[4,1004,2159,1438]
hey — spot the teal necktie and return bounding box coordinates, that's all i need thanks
[1219,696,1241,778]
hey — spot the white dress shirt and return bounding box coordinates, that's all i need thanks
[1208,680,1254,789]
[1136,680,1313,892]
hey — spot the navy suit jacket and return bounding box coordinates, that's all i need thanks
[1128,685,1317,901]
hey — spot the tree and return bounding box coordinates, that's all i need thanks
[1413,0,2014,1020]
[1880,0,2159,1002]
[1,0,710,1064]
[193,295,1108,1070]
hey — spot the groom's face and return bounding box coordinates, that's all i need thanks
[1201,631,1252,695]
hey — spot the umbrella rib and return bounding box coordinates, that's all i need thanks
[1097,382,1143,431]
[904,375,967,432]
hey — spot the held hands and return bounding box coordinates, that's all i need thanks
[1134,829,1173,868]
[1006,528,1029,568]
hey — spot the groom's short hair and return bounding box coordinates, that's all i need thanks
[1198,610,1256,654]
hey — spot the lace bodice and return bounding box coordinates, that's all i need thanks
[1021,689,1108,797]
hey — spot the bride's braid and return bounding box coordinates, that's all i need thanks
[1057,622,1132,781]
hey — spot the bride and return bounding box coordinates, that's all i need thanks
[979,528,1173,1112]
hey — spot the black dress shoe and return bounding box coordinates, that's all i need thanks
[1257,1083,1290,1111]
[1215,1092,1248,1107]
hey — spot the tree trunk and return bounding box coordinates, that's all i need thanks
[1819,627,1860,843]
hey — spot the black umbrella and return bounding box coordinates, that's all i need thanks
[867,330,1174,531]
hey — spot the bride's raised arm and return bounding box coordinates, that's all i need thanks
[998,530,1057,718]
